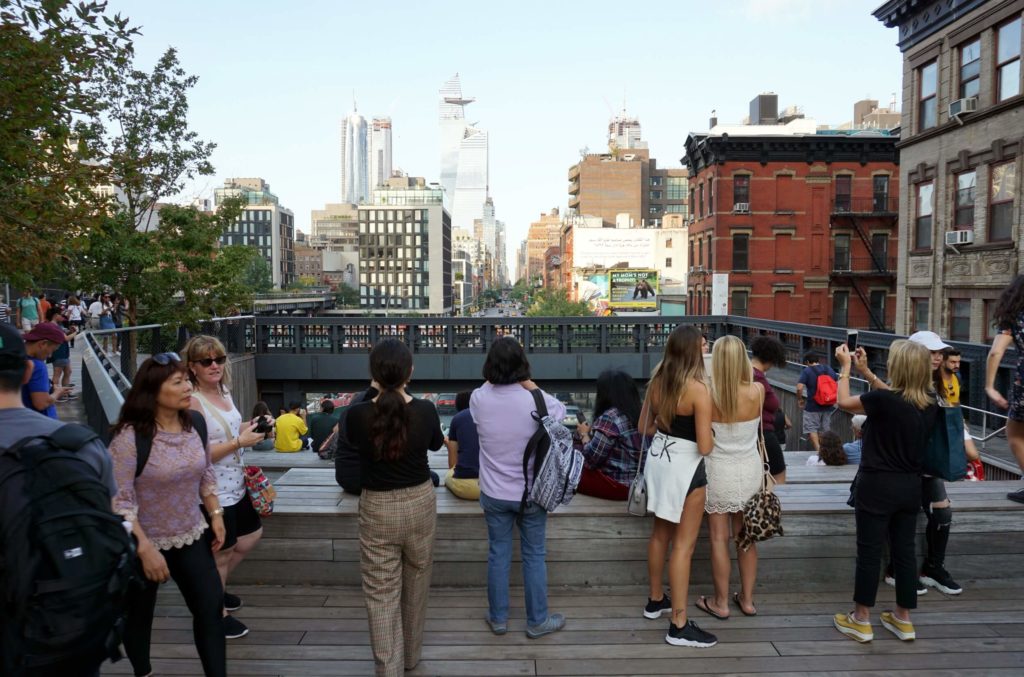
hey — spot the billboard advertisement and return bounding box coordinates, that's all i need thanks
[609,269,659,309]
[576,272,611,315]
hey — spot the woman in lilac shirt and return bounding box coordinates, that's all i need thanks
[471,337,566,639]
[109,354,226,677]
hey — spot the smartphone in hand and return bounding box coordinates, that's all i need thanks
[847,330,859,352]
[576,410,586,424]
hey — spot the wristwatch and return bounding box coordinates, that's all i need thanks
[210,507,225,518]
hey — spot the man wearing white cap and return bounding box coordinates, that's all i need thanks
[852,331,963,596]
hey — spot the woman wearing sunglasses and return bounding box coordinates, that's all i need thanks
[183,336,266,640]
[109,352,227,677]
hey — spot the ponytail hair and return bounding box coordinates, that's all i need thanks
[369,338,413,462]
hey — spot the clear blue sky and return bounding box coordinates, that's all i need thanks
[109,0,901,274]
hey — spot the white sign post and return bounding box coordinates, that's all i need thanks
[711,273,729,315]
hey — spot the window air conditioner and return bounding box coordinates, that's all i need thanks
[733,202,750,214]
[949,97,978,118]
[689,266,695,273]
[945,230,974,246]
[697,264,705,272]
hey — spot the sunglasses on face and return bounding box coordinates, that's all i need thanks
[152,352,182,365]
[194,355,228,368]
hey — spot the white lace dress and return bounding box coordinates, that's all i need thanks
[705,417,762,513]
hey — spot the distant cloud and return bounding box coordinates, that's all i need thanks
[736,0,841,20]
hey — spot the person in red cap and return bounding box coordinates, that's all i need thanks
[21,323,70,419]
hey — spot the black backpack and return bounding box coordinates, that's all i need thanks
[133,410,208,477]
[0,424,135,675]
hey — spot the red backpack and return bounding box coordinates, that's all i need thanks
[813,367,838,406]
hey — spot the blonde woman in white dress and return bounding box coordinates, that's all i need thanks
[641,325,718,648]
[695,335,764,620]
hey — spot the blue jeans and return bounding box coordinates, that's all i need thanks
[479,492,549,626]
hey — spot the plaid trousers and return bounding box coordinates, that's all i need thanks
[359,480,437,676]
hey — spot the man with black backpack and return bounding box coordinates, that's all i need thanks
[0,323,132,676]
[796,351,838,453]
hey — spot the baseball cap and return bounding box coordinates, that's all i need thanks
[907,331,951,351]
[0,322,29,368]
[22,323,68,345]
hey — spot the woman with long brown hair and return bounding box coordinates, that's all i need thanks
[642,325,717,648]
[108,353,226,677]
[345,338,444,676]
[986,274,1024,503]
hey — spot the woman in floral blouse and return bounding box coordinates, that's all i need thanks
[575,369,644,500]
[109,353,226,677]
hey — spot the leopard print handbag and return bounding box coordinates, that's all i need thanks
[736,397,784,552]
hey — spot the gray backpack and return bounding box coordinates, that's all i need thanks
[519,390,584,516]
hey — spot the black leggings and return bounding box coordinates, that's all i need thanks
[123,535,226,677]
[853,472,920,610]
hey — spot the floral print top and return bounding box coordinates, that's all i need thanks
[110,425,217,551]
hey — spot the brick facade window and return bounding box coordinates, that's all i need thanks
[835,175,852,212]
[985,299,1000,340]
[733,175,750,208]
[873,175,890,212]
[731,290,749,317]
[954,170,977,228]
[997,18,1022,102]
[832,291,849,327]
[990,161,1017,242]
[915,182,934,249]
[912,298,930,332]
[869,291,887,330]
[960,37,982,99]
[919,61,938,131]
[949,298,971,341]
[732,234,749,271]
[708,178,714,215]
[833,234,851,271]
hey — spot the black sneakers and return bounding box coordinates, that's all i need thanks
[883,572,928,596]
[1008,488,1024,505]
[223,614,249,639]
[920,563,963,595]
[644,595,672,619]
[665,620,718,647]
[224,592,243,611]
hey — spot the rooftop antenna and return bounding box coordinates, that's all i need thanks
[352,91,357,112]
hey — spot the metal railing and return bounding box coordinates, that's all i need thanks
[832,195,899,214]
[830,255,898,274]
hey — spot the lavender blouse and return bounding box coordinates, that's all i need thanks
[110,425,217,551]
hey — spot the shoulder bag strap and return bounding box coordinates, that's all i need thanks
[755,383,773,492]
[636,391,654,478]
[193,391,239,463]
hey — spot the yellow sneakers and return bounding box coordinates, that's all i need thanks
[880,611,916,640]
[833,612,873,642]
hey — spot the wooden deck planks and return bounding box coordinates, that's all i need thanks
[103,581,1024,676]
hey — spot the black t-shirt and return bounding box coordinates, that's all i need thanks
[346,396,444,490]
[859,389,938,474]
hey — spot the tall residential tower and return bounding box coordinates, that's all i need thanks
[341,103,369,203]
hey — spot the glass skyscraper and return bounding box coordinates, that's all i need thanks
[340,105,369,203]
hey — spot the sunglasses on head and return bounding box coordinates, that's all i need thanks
[152,352,182,365]
[194,355,227,368]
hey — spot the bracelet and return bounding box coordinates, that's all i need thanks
[233,437,240,450]
[839,372,850,380]
[210,507,225,518]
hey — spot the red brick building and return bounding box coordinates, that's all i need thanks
[682,129,900,330]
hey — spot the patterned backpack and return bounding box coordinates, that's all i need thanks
[519,390,584,516]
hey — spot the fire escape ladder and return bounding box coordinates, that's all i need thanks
[849,215,885,272]
[849,277,884,331]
